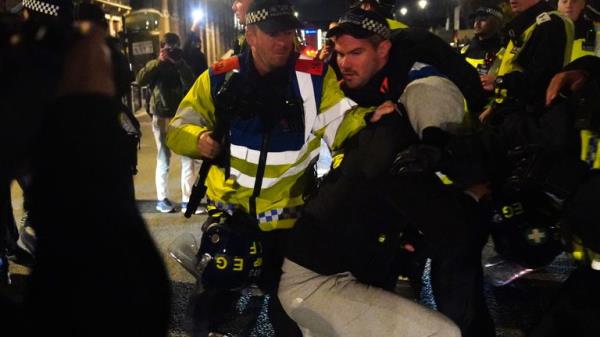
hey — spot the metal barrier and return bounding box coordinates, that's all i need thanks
[130,82,150,115]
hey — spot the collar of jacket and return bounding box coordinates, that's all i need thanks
[503,1,553,43]
[470,33,502,52]
[341,65,390,107]
[241,48,299,85]
[574,16,595,39]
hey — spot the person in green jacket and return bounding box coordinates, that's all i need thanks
[137,33,199,214]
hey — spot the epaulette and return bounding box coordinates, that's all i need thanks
[536,12,552,25]
[295,58,324,76]
[211,56,240,75]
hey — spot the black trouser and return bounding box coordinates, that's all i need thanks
[256,230,302,337]
[384,174,495,337]
[529,267,600,337]
[0,179,18,256]
[428,193,494,337]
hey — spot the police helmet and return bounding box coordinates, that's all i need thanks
[348,0,396,19]
[21,0,74,21]
[197,210,263,290]
[490,188,563,268]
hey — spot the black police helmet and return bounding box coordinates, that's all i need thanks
[349,0,396,19]
[74,2,107,30]
[471,5,504,22]
[21,0,74,24]
[490,188,563,268]
[197,210,263,290]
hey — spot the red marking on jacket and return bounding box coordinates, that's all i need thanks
[211,57,240,75]
[295,59,324,76]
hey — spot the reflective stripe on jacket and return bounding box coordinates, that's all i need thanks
[495,10,574,103]
[166,53,370,231]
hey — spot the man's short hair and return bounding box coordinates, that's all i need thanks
[366,34,385,48]
[162,33,181,48]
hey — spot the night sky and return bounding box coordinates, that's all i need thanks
[291,0,348,24]
[292,0,450,28]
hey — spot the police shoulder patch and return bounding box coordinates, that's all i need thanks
[211,56,240,75]
[295,59,324,76]
[536,12,552,25]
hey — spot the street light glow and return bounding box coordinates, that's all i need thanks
[400,7,408,16]
[417,0,428,9]
[192,9,203,22]
[294,11,299,17]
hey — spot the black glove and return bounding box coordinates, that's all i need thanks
[390,144,442,176]
[503,144,544,193]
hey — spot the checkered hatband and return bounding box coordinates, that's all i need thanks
[246,4,295,25]
[23,0,60,16]
[361,18,390,39]
[246,8,269,25]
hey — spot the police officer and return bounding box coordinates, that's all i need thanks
[480,0,574,124]
[558,0,597,61]
[461,5,504,75]
[476,0,576,282]
[279,8,493,337]
[166,0,388,335]
[527,54,600,337]
[137,33,197,214]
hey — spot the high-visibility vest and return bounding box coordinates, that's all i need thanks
[495,11,574,102]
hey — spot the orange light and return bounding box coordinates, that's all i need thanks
[302,46,318,58]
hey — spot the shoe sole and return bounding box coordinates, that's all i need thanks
[181,209,207,215]
[156,208,174,213]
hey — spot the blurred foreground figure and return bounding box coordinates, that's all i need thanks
[0,1,171,336]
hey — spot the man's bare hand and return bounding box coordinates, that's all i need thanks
[480,74,496,92]
[545,70,589,106]
[191,21,201,34]
[370,100,397,123]
[465,182,491,202]
[318,45,332,61]
[479,106,494,123]
[197,131,221,159]
[159,48,176,64]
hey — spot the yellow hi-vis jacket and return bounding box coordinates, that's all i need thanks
[494,10,574,103]
[387,18,408,30]
[571,37,596,61]
[166,53,371,231]
[461,45,485,69]
[570,18,597,62]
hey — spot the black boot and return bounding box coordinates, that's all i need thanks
[0,254,11,286]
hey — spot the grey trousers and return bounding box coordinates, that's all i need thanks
[278,259,461,337]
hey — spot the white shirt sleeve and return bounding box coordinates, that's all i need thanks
[398,76,466,139]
